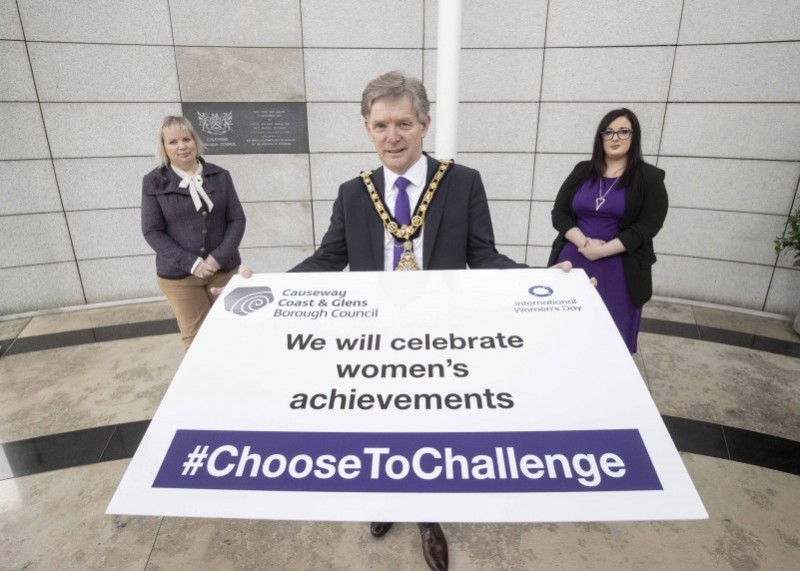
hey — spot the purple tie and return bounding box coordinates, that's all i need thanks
[393,177,411,269]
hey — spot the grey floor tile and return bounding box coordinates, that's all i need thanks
[643,299,699,324]
[0,460,161,571]
[0,334,182,441]
[643,333,800,441]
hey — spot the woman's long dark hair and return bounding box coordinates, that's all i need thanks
[583,108,643,190]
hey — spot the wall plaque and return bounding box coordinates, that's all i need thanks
[182,102,309,155]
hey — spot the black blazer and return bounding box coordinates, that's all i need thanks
[291,154,524,272]
[547,161,668,307]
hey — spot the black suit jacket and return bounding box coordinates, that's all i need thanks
[291,155,524,272]
[547,160,668,307]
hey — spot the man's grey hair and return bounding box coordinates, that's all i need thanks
[156,115,206,168]
[361,71,430,124]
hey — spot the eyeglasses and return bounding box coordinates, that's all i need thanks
[600,128,633,141]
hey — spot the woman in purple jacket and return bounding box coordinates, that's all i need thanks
[142,116,246,350]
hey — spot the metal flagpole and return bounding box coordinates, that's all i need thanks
[434,0,462,161]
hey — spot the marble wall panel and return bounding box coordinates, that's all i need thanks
[660,103,800,161]
[458,103,538,152]
[28,44,179,103]
[0,41,36,101]
[670,43,800,103]
[679,0,800,44]
[657,157,800,214]
[0,103,49,159]
[307,103,372,153]
[658,209,786,265]
[546,0,683,47]
[486,200,530,245]
[169,0,301,47]
[240,246,314,274]
[67,209,150,260]
[176,48,304,102]
[17,0,172,44]
[527,200,558,247]
[424,49,542,102]
[541,47,673,102]
[79,255,160,303]
[204,154,310,202]
[309,153,378,201]
[302,0,423,48]
[54,157,156,211]
[525,245,551,268]
[537,103,665,155]
[0,0,22,39]
[312,200,335,246]
[304,49,422,102]
[0,160,61,215]
[457,153,534,200]
[531,153,589,202]
[764,268,800,316]
[498,245,527,265]
[0,262,85,316]
[424,0,548,48]
[652,254,773,310]
[40,103,181,159]
[240,202,313,248]
[0,213,74,268]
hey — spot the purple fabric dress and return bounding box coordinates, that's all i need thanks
[556,177,643,353]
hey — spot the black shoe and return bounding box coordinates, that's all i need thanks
[419,523,448,571]
[370,522,394,537]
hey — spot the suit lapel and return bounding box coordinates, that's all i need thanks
[421,155,447,268]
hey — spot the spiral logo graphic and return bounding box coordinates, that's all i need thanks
[528,285,554,297]
[224,287,274,316]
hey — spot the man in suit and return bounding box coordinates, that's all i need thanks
[291,70,568,571]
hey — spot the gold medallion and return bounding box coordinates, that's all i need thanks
[395,240,419,271]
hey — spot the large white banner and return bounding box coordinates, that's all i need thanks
[108,269,707,522]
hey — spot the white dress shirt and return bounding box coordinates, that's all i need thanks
[382,154,428,271]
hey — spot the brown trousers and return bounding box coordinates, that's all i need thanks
[157,268,237,351]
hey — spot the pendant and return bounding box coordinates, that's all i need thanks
[395,241,419,271]
[595,197,605,211]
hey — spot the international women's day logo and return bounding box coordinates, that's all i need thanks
[224,287,274,316]
[528,285,554,297]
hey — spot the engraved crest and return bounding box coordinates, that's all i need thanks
[197,111,233,136]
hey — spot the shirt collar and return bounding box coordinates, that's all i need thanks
[383,154,427,191]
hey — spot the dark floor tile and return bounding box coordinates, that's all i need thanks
[751,335,800,359]
[100,420,151,462]
[0,337,12,359]
[641,318,700,339]
[697,325,800,358]
[3,319,179,356]
[661,415,729,459]
[0,426,116,480]
[697,326,758,348]
[4,329,98,356]
[725,426,800,476]
[93,320,178,342]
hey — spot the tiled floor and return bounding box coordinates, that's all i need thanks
[0,298,798,570]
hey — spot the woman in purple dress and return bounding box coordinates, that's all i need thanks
[548,108,668,353]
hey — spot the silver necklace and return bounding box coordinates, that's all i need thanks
[596,176,620,211]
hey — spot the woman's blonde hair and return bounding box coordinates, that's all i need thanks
[156,115,206,167]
